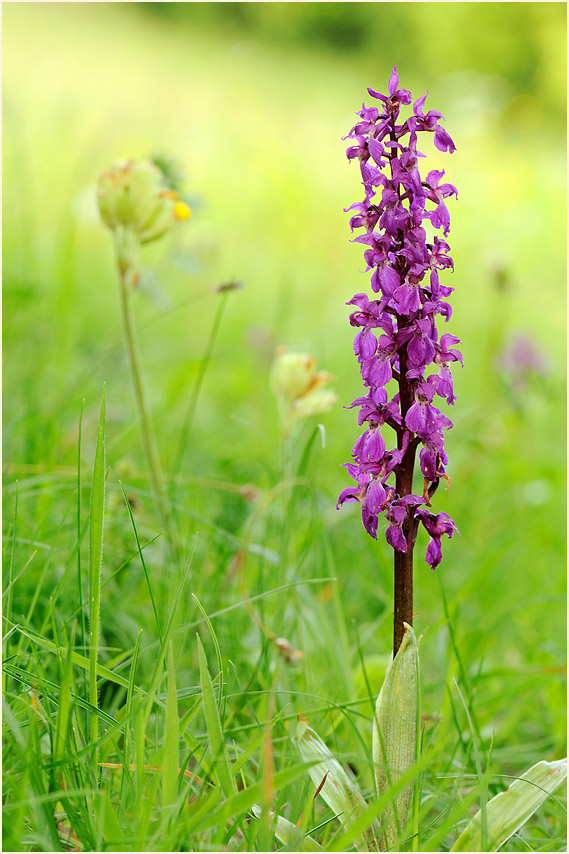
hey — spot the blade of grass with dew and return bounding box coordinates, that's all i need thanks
[89,387,106,762]
[162,640,180,810]
[197,632,235,799]
[451,758,568,851]
[63,531,162,630]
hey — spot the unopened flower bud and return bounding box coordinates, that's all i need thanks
[270,348,337,428]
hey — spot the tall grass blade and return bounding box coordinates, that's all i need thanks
[162,640,179,809]
[172,290,229,479]
[3,481,18,688]
[3,662,117,727]
[89,387,106,762]
[127,629,143,719]
[142,535,197,729]
[99,791,124,852]
[454,677,488,848]
[11,623,134,691]
[120,480,162,642]
[54,627,75,763]
[77,399,86,674]
[196,633,235,799]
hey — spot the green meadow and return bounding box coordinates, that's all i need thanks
[3,3,566,851]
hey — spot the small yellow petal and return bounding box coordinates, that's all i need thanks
[174,201,192,220]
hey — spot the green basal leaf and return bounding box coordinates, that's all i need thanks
[294,720,377,852]
[373,622,419,851]
[452,757,567,852]
[251,805,323,851]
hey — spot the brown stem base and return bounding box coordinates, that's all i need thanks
[393,546,413,654]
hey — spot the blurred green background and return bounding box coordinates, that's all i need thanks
[3,0,566,831]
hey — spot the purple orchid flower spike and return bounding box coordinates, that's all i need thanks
[337,69,460,653]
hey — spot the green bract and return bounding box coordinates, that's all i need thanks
[373,622,419,850]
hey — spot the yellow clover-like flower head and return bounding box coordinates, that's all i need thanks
[97,159,191,245]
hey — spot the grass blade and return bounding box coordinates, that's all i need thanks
[89,387,106,762]
[120,480,162,642]
[197,633,235,799]
[142,534,197,728]
[127,629,143,718]
[162,640,179,809]
[11,623,135,691]
[77,398,86,680]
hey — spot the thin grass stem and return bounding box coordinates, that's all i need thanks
[77,399,86,688]
[89,388,106,765]
[172,289,229,481]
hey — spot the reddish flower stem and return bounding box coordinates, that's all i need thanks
[388,115,419,656]
[393,333,418,654]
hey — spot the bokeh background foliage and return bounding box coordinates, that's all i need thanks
[3,3,566,851]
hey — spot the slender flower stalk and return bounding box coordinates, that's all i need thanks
[97,160,191,552]
[115,242,170,535]
[337,69,461,654]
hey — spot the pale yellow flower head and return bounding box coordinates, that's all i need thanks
[97,159,191,244]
